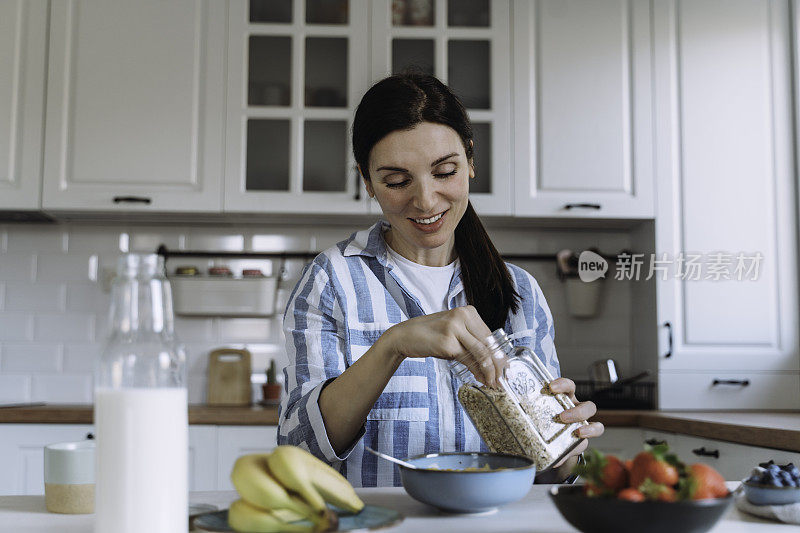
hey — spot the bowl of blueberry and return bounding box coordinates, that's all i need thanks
[743,461,800,506]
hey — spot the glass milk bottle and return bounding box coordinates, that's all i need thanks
[94,254,187,533]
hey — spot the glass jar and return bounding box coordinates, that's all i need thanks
[94,254,187,533]
[452,329,587,472]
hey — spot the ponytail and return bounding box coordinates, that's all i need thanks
[454,202,520,330]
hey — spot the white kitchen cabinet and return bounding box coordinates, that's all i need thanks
[652,0,799,408]
[0,1,48,210]
[369,0,513,216]
[642,429,800,482]
[224,0,372,214]
[511,0,655,219]
[41,0,227,212]
[590,427,644,459]
[189,426,219,491]
[0,425,94,495]
[216,426,278,491]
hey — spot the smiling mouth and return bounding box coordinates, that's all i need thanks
[410,210,448,225]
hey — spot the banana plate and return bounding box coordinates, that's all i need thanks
[192,505,404,532]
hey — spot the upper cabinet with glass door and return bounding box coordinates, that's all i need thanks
[369,0,512,216]
[511,0,655,218]
[224,0,371,214]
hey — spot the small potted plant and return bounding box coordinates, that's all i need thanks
[261,360,282,405]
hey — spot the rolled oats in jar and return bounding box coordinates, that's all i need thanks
[452,329,587,472]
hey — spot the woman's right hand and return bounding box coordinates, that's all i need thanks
[383,305,504,386]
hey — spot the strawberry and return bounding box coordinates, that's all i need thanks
[639,478,677,502]
[679,463,728,500]
[629,443,681,488]
[617,488,645,502]
[574,449,629,496]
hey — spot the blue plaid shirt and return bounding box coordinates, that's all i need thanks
[278,221,561,487]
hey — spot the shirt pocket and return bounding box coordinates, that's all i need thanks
[347,320,395,365]
[348,321,431,422]
[367,371,431,422]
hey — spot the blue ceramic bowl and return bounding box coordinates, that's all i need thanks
[744,480,800,506]
[398,452,536,513]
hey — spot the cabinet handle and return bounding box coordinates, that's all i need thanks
[85,433,94,440]
[712,379,750,387]
[663,321,673,358]
[113,196,152,205]
[645,439,666,446]
[692,447,719,458]
[563,203,601,210]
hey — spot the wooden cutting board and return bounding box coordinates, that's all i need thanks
[207,348,252,406]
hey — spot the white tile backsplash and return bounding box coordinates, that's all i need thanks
[0,374,31,402]
[1,344,62,373]
[31,374,93,403]
[0,314,34,341]
[5,227,67,253]
[67,229,127,253]
[219,318,274,343]
[63,343,101,373]
[65,282,110,312]
[36,254,98,282]
[0,254,36,282]
[4,283,67,311]
[33,314,94,342]
[0,221,641,404]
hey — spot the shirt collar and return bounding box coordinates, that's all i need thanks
[340,220,464,299]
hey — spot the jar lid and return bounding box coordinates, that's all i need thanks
[208,266,232,276]
[174,266,199,276]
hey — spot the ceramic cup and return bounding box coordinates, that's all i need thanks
[44,440,95,514]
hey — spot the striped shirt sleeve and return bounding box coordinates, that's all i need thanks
[509,264,561,378]
[278,259,363,464]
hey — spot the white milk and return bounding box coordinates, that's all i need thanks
[94,387,188,533]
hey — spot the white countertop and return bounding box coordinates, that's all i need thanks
[0,483,789,532]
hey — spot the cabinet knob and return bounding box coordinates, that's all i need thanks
[85,433,94,440]
[113,196,152,205]
[645,438,666,446]
[563,203,601,210]
[712,379,750,387]
[692,447,719,458]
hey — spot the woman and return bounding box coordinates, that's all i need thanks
[278,73,603,487]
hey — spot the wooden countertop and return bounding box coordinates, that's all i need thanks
[0,404,279,425]
[1,405,798,452]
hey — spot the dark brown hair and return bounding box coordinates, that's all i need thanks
[352,73,519,330]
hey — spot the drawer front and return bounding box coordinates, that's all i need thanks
[659,372,800,410]
[591,428,645,458]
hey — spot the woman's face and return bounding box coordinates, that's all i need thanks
[363,122,473,266]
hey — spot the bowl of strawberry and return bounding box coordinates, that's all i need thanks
[549,444,732,533]
[743,461,800,506]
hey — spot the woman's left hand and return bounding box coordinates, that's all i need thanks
[547,377,604,473]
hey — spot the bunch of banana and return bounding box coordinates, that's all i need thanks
[228,445,365,532]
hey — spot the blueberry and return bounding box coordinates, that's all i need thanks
[760,460,776,469]
[767,472,782,487]
[785,465,800,479]
[767,464,781,474]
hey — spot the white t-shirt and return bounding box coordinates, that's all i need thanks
[385,244,462,451]
[385,245,457,315]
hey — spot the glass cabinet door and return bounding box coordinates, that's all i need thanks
[225,0,370,213]
[370,0,511,215]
